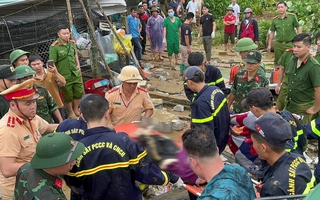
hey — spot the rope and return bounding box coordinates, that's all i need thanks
[2,17,14,50]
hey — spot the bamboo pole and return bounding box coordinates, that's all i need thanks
[92,0,147,79]
[65,0,75,40]
[78,0,116,86]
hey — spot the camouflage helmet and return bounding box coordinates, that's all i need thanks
[9,49,30,64]
[235,38,258,52]
[30,132,85,169]
[227,6,234,11]
[117,65,143,83]
[15,65,36,78]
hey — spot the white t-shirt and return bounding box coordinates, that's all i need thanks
[186,0,198,14]
[229,3,240,25]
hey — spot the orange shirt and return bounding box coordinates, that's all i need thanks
[33,71,64,108]
[0,110,48,200]
[105,85,154,126]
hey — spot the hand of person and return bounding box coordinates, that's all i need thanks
[197,33,200,40]
[162,38,166,44]
[307,107,318,115]
[211,31,215,39]
[47,64,57,73]
[255,41,259,44]
[187,47,191,54]
[140,36,143,41]
[267,45,271,52]
[147,36,150,41]
[275,86,281,94]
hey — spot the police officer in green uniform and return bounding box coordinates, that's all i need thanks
[228,50,269,113]
[275,48,294,110]
[284,33,320,124]
[9,49,30,68]
[267,1,301,68]
[0,65,23,118]
[234,38,266,76]
[15,65,63,123]
[13,132,85,200]
[49,25,84,119]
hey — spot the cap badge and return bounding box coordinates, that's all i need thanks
[25,68,29,72]
[131,73,136,78]
[10,66,15,72]
[249,52,254,55]
[256,124,265,137]
[26,84,32,90]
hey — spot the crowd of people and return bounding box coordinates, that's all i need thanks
[1,0,320,199]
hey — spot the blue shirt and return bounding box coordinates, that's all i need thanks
[127,15,140,38]
[198,164,256,200]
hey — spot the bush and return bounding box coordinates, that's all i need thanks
[258,19,271,49]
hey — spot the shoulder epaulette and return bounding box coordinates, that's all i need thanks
[287,12,296,16]
[273,15,279,20]
[286,48,293,52]
[108,87,119,94]
[7,116,15,128]
[51,41,58,47]
[138,87,148,92]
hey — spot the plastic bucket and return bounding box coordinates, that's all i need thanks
[84,78,110,97]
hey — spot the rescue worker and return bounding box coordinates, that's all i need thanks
[238,8,259,44]
[65,94,181,200]
[183,66,230,153]
[244,87,306,155]
[284,33,320,124]
[29,55,66,120]
[105,65,154,126]
[184,52,228,101]
[228,50,269,113]
[183,127,256,199]
[304,117,320,183]
[230,37,266,84]
[13,132,85,199]
[49,25,84,119]
[0,79,57,200]
[267,1,301,69]
[15,65,62,124]
[9,49,30,68]
[244,112,314,197]
[0,65,23,118]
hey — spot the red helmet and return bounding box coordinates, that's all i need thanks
[244,8,253,13]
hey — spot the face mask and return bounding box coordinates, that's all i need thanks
[168,13,174,17]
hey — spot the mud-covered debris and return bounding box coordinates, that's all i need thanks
[171,119,185,131]
[173,104,184,112]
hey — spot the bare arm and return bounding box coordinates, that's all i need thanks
[0,157,24,178]
[307,87,320,114]
[163,27,167,39]
[296,26,302,34]
[53,109,63,123]
[176,5,181,17]
[267,31,275,52]
[228,92,236,110]
[145,109,153,118]
[45,124,59,134]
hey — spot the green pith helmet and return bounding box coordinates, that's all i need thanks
[235,38,258,52]
[30,132,85,169]
[9,49,30,64]
[15,65,36,78]
[227,6,234,11]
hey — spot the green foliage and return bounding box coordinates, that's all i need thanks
[286,0,320,37]
[258,19,271,48]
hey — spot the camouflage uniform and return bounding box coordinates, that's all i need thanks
[35,85,58,124]
[231,70,269,113]
[13,163,67,200]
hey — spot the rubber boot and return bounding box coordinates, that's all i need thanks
[180,64,185,76]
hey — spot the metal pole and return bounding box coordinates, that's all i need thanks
[78,0,116,86]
